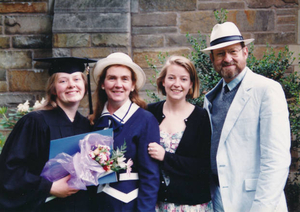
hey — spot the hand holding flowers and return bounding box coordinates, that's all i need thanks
[41,133,133,191]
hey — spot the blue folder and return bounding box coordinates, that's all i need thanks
[49,128,117,184]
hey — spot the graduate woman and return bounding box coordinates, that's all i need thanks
[90,52,160,212]
[0,57,96,212]
[147,56,213,212]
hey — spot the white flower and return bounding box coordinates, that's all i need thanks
[117,156,127,168]
[33,98,46,109]
[33,101,41,109]
[17,100,30,113]
[40,97,46,105]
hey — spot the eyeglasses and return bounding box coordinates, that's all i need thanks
[214,48,243,59]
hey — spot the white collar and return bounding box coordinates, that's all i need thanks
[101,99,139,124]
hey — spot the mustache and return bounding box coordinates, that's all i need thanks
[222,61,236,66]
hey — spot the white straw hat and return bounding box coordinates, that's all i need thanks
[93,52,146,90]
[202,22,254,53]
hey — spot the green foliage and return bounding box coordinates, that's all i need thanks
[247,44,294,82]
[145,53,169,103]
[214,8,228,24]
[0,106,27,130]
[110,141,128,172]
[0,99,44,152]
[0,132,6,154]
[285,179,300,212]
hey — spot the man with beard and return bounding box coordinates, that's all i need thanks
[202,22,291,212]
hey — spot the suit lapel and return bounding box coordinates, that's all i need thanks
[219,68,254,145]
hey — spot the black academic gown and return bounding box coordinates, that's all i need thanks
[0,107,91,212]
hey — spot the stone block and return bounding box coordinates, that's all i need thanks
[33,49,52,60]
[92,33,129,47]
[71,47,128,59]
[131,0,138,13]
[276,8,297,16]
[0,2,47,13]
[132,35,164,48]
[0,0,48,2]
[5,15,52,34]
[197,2,245,10]
[0,70,6,81]
[251,46,286,59]
[0,81,7,92]
[165,34,192,47]
[139,0,196,12]
[0,51,31,69]
[53,34,89,48]
[180,11,216,34]
[277,24,296,32]
[132,13,177,26]
[254,33,296,44]
[12,35,52,49]
[132,27,177,35]
[52,48,71,57]
[54,0,130,13]
[53,13,130,33]
[247,0,297,8]
[227,10,275,32]
[277,16,296,25]
[8,70,49,92]
[133,48,191,68]
[0,93,41,107]
[0,36,10,49]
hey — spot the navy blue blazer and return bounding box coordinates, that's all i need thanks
[93,107,160,212]
[148,101,211,205]
[0,107,91,212]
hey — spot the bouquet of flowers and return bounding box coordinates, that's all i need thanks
[89,142,133,175]
[41,133,133,190]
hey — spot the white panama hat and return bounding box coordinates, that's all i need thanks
[93,52,146,90]
[202,22,254,53]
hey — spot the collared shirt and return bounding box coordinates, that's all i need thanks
[101,99,139,125]
[223,67,248,91]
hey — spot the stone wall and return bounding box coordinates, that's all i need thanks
[0,0,53,108]
[0,0,299,115]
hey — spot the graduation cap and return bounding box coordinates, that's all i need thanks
[33,57,97,114]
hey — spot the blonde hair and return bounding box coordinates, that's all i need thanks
[35,72,87,111]
[156,55,200,99]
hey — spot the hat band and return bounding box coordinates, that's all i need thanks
[210,35,244,47]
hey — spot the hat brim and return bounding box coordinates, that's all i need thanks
[92,58,146,90]
[201,38,254,53]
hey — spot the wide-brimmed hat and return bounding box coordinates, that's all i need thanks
[202,22,254,53]
[93,52,146,90]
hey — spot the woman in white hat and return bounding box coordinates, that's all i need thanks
[90,52,160,212]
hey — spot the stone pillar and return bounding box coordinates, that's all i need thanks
[52,0,132,115]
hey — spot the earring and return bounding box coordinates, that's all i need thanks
[101,87,105,90]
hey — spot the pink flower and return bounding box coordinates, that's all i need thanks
[99,153,109,164]
[126,159,133,176]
